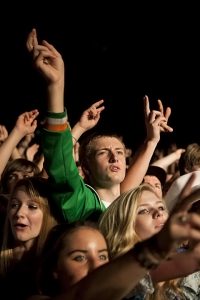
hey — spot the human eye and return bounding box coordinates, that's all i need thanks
[10,199,20,209]
[23,174,30,179]
[158,205,166,211]
[117,150,124,155]
[28,202,38,210]
[8,174,17,182]
[73,255,86,262]
[99,254,109,261]
[97,150,106,156]
[155,184,162,189]
[138,208,150,215]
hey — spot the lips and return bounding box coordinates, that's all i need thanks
[155,223,164,229]
[110,165,120,172]
[14,223,27,228]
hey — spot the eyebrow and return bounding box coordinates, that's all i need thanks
[67,249,108,255]
[95,147,125,152]
[138,201,164,207]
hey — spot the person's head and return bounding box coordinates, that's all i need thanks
[1,176,58,274]
[1,158,40,194]
[143,165,167,198]
[99,184,168,259]
[178,143,200,175]
[37,222,109,295]
[79,133,127,186]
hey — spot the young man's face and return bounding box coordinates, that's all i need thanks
[87,136,127,187]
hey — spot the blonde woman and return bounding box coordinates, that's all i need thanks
[99,182,200,299]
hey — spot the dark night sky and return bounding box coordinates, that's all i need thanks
[1,4,199,151]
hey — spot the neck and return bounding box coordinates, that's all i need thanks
[96,185,120,204]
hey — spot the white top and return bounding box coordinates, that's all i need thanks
[165,170,200,212]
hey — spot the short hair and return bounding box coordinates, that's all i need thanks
[1,158,40,193]
[79,132,126,182]
[145,165,167,187]
[178,143,200,175]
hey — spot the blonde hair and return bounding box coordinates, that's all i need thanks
[0,177,58,276]
[99,184,163,259]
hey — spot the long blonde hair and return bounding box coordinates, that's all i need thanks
[0,177,58,276]
[99,184,161,259]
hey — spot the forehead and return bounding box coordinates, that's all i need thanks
[138,190,163,206]
[143,175,162,185]
[91,136,125,150]
[63,227,107,247]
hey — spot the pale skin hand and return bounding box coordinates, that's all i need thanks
[26,27,64,84]
[0,110,39,177]
[26,28,64,113]
[26,143,40,161]
[71,99,105,142]
[121,95,173,193]
[144,95,173,143]
[15,110,39,137]
[0,125,8,144]
[26,28,39,58]
[156,173,200,253]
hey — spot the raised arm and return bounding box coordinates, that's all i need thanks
[151,148,185,171]
[27,29,104,222]
[0,110,39,177]
[121,95,173,193]
[71,99,105,144]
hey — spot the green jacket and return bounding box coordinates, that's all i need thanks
[41,125,106,223]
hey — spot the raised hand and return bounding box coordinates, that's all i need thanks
[26,28,64,85]
[0,125,8,144]
[26,28,39,59]
[156,173,200,254]
[15,109,39,137]
[71,99,105,142]
[144,95,173,143]
[78,99,105,130]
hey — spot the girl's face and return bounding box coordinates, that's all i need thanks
[135,190,168,240]
[9,186,43,250]
[53,227,109,291]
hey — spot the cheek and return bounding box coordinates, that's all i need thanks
[135,217,154,240]
[32,213,43,232]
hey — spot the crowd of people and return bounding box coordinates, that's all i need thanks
[0,28,199,299]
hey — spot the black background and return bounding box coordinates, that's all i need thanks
[1,4,199,151]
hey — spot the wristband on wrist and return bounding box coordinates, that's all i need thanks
[72,136,78,143]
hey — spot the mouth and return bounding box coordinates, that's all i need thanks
[155,223,165,229]
[14,223,28,229]
[110,165,120,172]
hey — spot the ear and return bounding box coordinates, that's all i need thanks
[184,167,190,173]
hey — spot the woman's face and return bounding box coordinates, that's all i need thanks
[135,190,168,240]
[53,227,109,291]
[9,186,43,250]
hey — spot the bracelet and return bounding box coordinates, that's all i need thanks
[72,136,78,143]
[131,237,167,270]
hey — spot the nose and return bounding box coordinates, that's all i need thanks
[153,209,163,219]
[15,205,27,218]
[88,258,103,273]
[109,151,118,163]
